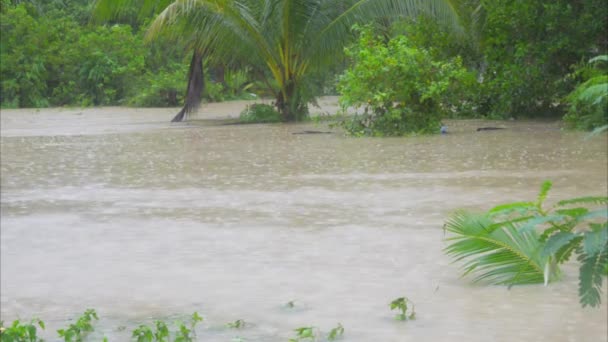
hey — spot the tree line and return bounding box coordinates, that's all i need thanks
[1,0,606,131]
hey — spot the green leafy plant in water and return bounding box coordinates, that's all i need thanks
[174,312,203,342]
[132,324,154,342]
[327,323,344,341]
[390,297,416,321]
[444,181,608,307]
[132,312,203,342]
[288,326,316,341]
[0,319,45,342]
[57,309,98,342]
[153,321,170,342]
[226,319,246,329]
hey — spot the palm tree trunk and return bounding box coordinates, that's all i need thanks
[171,51,205,122]
[275,79,304,122]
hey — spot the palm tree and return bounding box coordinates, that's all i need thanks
[96,0,462,121]
[94,0,201,122]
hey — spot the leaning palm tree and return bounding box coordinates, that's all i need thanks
[96,0,462,121]
[94,0,207,122]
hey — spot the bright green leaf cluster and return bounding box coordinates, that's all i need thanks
[0,318,45,342]
[338,25,475,136]
[58,309,99,342]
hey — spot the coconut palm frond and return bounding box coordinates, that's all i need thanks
[444,211,553,286]
[589,55,608,64]
[587,124,608,138]
[93,0,174,23]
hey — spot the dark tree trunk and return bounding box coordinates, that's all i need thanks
[171,51,205,122]
[275,79,308,122]
[211,64,226,87]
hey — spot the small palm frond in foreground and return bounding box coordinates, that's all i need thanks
[444,210,552,286]
[444,181,607,308]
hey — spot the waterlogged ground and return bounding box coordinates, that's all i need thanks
[1,98,607,341]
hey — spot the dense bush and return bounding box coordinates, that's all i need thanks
[337,26,475,136]
[0,2,258,109]
[393,1,607,121]
[0,3,146,107]
[475,0,608,119]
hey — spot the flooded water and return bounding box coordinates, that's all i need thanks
[1,98,607,341]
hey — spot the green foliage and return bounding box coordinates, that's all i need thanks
[135,0,461,121]
[73,25,146,106]
[0,2,256,109]
[129,63,187,107]
[289,326,316,342]
[472,0,608,119]
[391,17,481,119]
[223,68,254,100]
[326,323,344,341]
[132,312,203,342]
[132,324,155,342]
[0,318,45,342]
[57,309,99,342]
[389,297,416,321]
[239,104,282,124]
[203,81,225,103]
[577,225,608,307]
[444,211,550,285]
[444,181,608,307]
[338,26,475,136]
[0,3,147,107]
[563,56,608,131]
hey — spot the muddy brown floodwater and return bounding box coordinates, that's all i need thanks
[1,97,607,341]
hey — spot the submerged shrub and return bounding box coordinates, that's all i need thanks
[239,103,282,123]
[57,309,99,342]
[0,318,45,342]
[337,25,475,136]
[390,297,416,321]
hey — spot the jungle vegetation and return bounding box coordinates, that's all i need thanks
[1,0,607,130]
